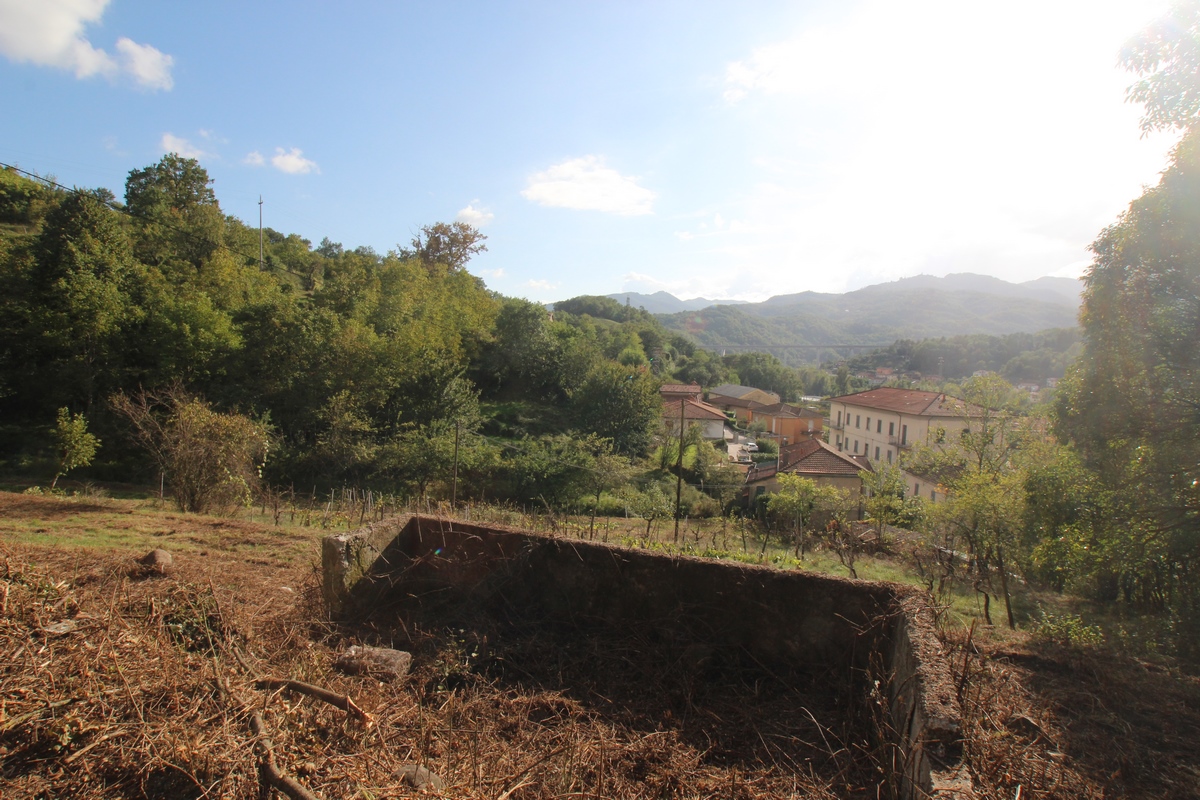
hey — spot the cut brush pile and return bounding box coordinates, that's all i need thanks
[0,543,889,799]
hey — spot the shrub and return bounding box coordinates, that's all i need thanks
[113,387,269,514]
[1034,612,1104,649]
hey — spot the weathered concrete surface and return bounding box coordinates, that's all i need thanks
[323,514,970,799]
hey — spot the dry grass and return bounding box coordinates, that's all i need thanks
[943,624,1200,800]
[4,491,1199,799]
[0,493,885,799]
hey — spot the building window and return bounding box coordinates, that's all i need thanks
[901,424,908,445]
[889,421,895,436]
[856,415,861,428]
[874,446,880,460]
[886,450,893,463]
[837,411,842,426]
[866,416,871,430]
[914,483,920,496]
[854,440,859,452]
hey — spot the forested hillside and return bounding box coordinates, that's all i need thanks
[845,329,1082,383]
[658,274,1082,364]
[0,158,831,511]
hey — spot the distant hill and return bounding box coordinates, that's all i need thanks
[603,291,749,314]
[655,274,1084,365]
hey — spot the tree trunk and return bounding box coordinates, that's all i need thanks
[997,545,1015,629]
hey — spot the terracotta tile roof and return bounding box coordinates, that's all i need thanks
[827,387,976,417]
[708,384,780,403]
[746,439,866,484]
[709,383,760,399]
[754,402,823,419]
[709,396,765,410]
[659,383,702,395]
[663,398,728,421]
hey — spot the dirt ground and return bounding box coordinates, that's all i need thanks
[2,491,1199,799]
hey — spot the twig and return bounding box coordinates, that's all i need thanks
[63,729,126,764]
[253,677,373,725]
[249,711,323,800]
[0,697,83,733]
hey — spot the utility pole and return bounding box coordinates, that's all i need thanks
[674,398,686,543]
[451,419,460,509]
[258,196,264,270]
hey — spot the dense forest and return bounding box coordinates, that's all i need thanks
[843,328,1082,382]
[0,157,837,514]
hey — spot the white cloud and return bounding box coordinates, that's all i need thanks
[526,279,559,291]
[0,0,174,90]
[160,133,209,159]
[115,37,172,90]
[478,268,506,279]
[705,0,1179,294]
[522,155,655,215]
[456,202,494,227]
[243,151,265,166]
[270,147,319,175]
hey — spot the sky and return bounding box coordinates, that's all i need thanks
[0,0,1182,303]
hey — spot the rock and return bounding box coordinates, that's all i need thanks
[395,763,444,793]
[41,620,79,636]
[334,645,412,681]
[138,548,174,575]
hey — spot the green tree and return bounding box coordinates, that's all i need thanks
[860,461,919,542]
[27,191,143,409]
[1054,128,1200,651]
[124,154,224,275]
[401,222,487,272]
[1121,1,1200,134]
[767,473,845,558]
[51,407,100,489]
[571,362,661,457]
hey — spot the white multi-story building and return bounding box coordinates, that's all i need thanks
[827,387,979,501]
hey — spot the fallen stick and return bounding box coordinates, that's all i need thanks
[253,677,373,725]
[250,711,323,800]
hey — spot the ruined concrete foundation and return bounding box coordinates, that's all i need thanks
[323,514,972,799]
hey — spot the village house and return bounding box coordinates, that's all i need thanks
[707,383,781,407]
[744,402,823,446]
[742,438,869,511]
[826,387,982,502]
[662,397,730,442]
[659,382,703,403]
[706,394,761,424]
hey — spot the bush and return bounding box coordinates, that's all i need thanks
[1033,612,1104,649]
[113,387,269,514]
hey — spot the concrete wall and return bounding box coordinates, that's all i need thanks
[323,514,972,798]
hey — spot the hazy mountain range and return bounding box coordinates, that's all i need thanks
[604,291,749,314]
[603,274,1084,364]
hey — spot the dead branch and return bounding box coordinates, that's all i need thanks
[253,677,373,726]
[250,711,324,800]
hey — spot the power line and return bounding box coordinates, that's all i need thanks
[0,160,310,282]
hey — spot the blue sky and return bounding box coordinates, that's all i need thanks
[0,0,1181,302]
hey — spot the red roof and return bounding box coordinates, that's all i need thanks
[660,383,702,395]
[708,395,764,410]
[827,387,975,417]
[746,439,866,484]
[663,398,728,422]
[753,402,823,419]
